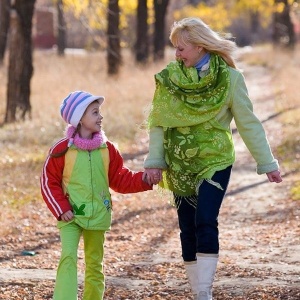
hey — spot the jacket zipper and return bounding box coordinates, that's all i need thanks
[88,151,94,228]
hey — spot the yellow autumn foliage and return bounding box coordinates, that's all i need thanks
[173,0,297,31]
[62,0,138,30]
[173,3,231,32]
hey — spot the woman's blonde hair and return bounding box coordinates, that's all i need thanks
[170,17,237,69]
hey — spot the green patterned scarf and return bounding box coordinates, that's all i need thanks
[148,54,235,196]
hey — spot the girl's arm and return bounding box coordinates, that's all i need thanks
[40,141,73,220]
[107,141,153,193]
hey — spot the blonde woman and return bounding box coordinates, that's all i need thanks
[144,17,282,300]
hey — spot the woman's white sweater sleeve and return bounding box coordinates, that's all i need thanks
[230,72,279,174]
[144,126,168,169]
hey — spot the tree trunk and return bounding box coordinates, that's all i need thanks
[57,0,66,56]
[5,0,36,123]
[153,0,169,61]
[250,11,260,44]
[188,0,205,5]
[135,0,149,64]
[273,0,296,48]
[107,0,121,75]
[0,0,10,64]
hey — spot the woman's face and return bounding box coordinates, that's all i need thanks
[174,39,204,68]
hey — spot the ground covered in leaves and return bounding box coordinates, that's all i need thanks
[0,64,299,299]
[0,170,299,300]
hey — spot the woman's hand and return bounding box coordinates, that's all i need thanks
[60,210,74,222]
[144,168,162,185]
[266,170,282,183]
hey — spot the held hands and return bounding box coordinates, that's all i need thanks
[143,169,283,185]
[143,168,163,186]
[60,210,74,222]
[266,170,283,183]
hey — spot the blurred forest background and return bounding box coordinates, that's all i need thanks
[0,0,299,123]
[0,0,299,200]
[0,1,299,299]
[0,0,299,202]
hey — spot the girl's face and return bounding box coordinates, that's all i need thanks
[80,101,103,139]
[174,39,205,68]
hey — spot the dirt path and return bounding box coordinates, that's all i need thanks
[215,63,300,297]
[0,61,299,300]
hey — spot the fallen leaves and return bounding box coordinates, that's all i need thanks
[0,189,299,299]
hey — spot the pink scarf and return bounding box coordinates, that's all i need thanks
[66,126,107,151]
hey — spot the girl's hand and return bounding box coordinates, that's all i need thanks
[60,210,74,222]
[266,170,283,183]
[144,168,162,185]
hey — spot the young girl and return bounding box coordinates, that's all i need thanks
[40,90,152,300]
[144,18,282,300]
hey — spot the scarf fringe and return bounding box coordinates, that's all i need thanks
[195,178,224,194]
[171,179,224,209]
[173,194,198,209]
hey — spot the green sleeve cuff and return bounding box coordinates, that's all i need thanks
[144,158,168,169]
[257,159,279,174]
[144,126,168,169]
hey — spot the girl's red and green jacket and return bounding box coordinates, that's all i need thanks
[40,138,152,231]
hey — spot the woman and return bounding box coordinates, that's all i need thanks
[143,17,282,300]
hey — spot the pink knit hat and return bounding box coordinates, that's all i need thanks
[60,91,104,127]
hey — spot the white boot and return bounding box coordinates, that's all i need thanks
[184,261,199,300]
[198,291,211,300]
[196,253,218,300]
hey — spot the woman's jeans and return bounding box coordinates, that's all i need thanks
[175,166,232,262]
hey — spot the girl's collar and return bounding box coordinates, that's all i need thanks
[66,126,107,151]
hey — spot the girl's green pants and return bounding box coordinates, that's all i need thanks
[53,222,106,300]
